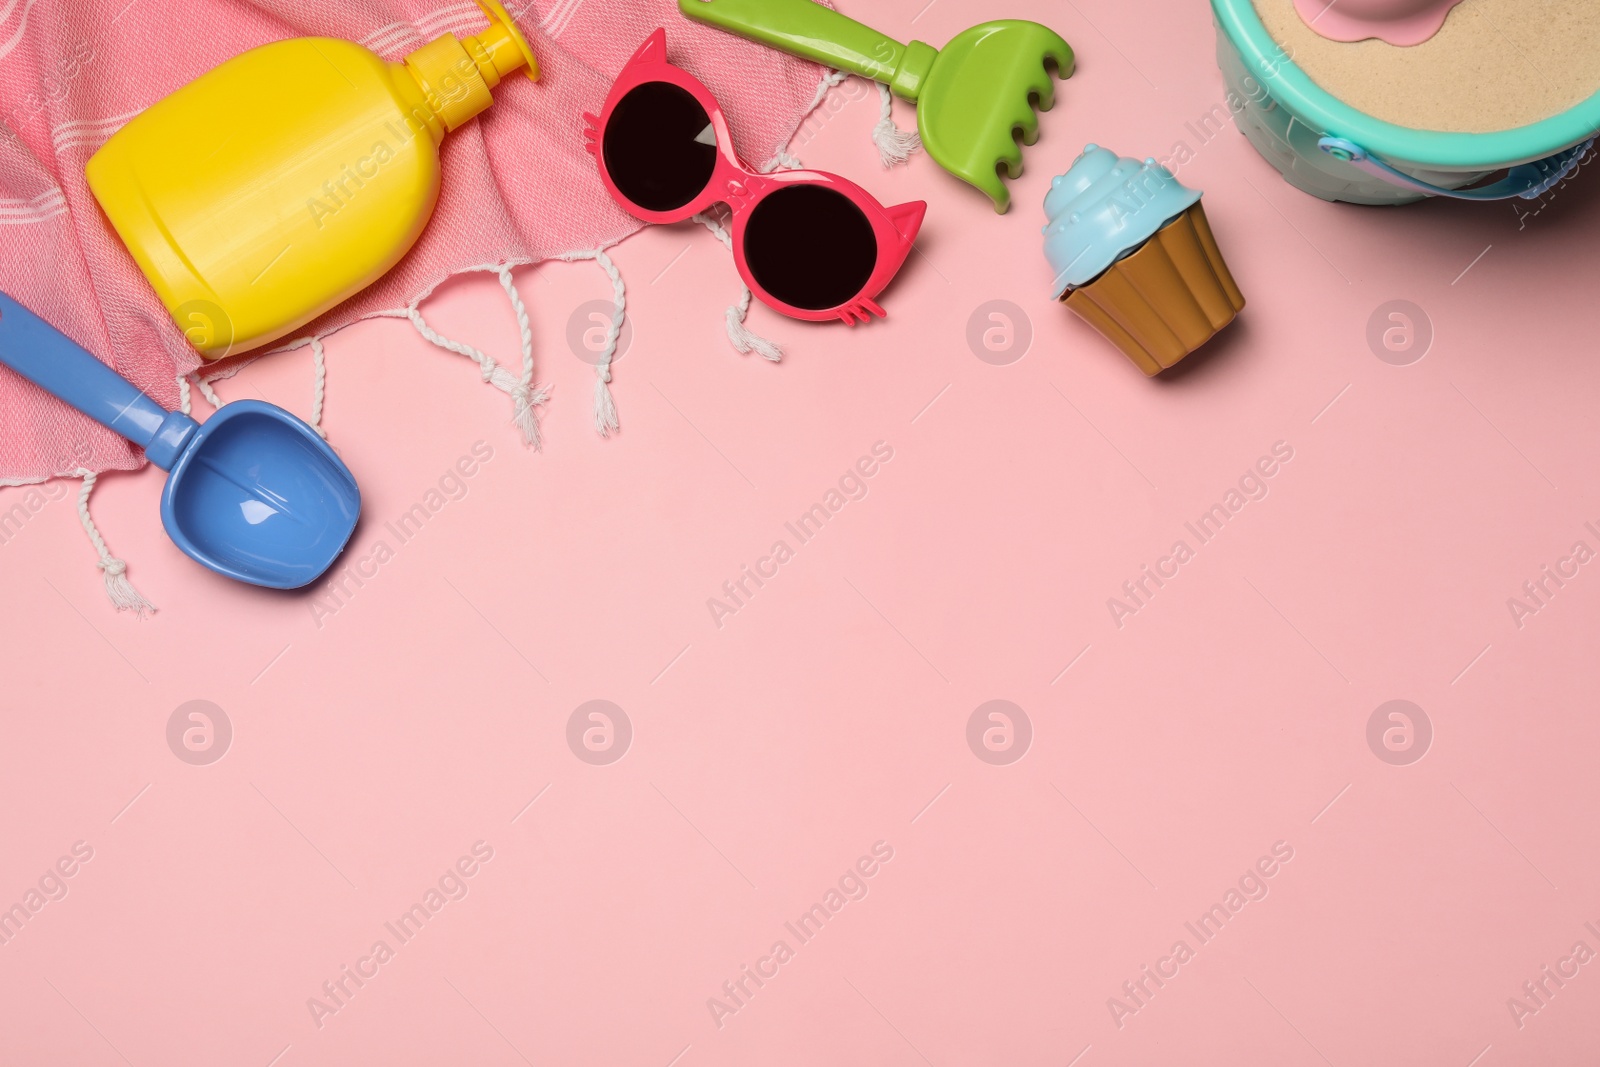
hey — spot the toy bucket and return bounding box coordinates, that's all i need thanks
[1212,0,1600,205]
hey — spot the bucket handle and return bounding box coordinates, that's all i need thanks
[1317,136,1594,201]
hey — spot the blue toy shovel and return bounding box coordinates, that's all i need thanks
[0,292,360,589]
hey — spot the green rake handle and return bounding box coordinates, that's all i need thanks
[678,0,938,99]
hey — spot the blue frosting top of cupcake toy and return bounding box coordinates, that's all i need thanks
[1043,145,1202,299]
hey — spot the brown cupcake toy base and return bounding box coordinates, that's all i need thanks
[1063,203,1246,376]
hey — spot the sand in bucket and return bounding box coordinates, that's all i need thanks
[1253,0,1600,132]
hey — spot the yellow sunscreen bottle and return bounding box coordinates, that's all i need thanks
[86,0,538,358]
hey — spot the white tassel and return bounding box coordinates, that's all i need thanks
[872,82,921,167]
[766,150,805,173]
[725,292,783,362]
[194,374,224,409]
[762,68,850,172]
[406,300,539,445]
[187,359,246,412]
[593,373,618,434]
[309,336,328,439]
[495,266,550,449]
[75,470,155,617]
[692,211,785,362]
[512,385,546,447]
[557,249,625,437]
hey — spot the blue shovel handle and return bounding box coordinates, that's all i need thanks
[0,292,197,470]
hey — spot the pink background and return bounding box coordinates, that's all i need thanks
[3,0,1599,1064]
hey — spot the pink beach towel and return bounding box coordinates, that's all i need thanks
[0,0,836,487]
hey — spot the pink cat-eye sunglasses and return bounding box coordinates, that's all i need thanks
[584,29,926,325]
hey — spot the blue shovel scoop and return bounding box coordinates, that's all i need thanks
[0,292,360,589]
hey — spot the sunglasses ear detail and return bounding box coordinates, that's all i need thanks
[858,201,927,308]
[626,27,672,70]
[883,201,927,245]
[581,112,600,155]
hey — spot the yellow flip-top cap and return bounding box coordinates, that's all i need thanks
[470,0,540,82]
[404,0,539,131]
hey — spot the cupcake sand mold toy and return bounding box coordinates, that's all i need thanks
[1293,0,1467,46]
[1044,146,1245,376]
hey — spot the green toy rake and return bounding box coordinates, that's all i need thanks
[679,0,1073,213]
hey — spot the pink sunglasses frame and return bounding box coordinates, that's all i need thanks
[584,29,927,325]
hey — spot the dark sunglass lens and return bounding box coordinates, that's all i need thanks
[742,185,879,312]
[602,81,718,213]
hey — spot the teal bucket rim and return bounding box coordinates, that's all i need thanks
[1212,0,1600,169]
